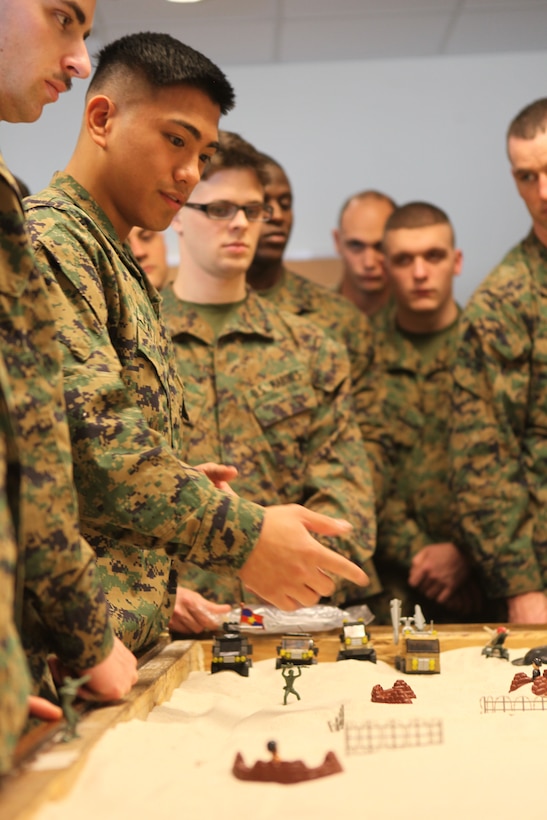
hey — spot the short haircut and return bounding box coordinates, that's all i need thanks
[384,201,455,244]
[337,190,396,227]
[88,32,235,115]
[507,98,547,142]
[201,130,268,186]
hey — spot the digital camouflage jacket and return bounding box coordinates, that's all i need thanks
[0,156,113,741]
[451,231,547,599]
[369,309,460,570]
[25,174,264,651]
[161,286,379,607]
[255,266,388,505]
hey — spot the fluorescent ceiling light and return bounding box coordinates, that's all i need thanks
[167,0,204,4]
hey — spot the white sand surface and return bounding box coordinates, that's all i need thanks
[34,648,544,820]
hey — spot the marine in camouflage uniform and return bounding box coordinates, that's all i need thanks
[25,174,265,652]
[362,201,490,624]
[0,157,116,767]
[161,286,380,607]
[364,306,465,622]
[450,231,547,606]
[256,266,388,504]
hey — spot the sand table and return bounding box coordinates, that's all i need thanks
[34,648,544,820]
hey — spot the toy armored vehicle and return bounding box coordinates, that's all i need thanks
[275,633,318,669]
[391,599,441,674]
[211,622,253,677]
[337,619,376,663]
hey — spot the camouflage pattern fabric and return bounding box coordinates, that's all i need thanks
[162,286,380,607]
[0,377,30,775]
[362,307,481,622]
[255,266,389,505]
[0,157,114,698]
[25,174,264,652]
[450,231,547,600]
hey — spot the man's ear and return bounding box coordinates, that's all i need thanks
[332,228,341,254]
[453,248,464,277]
[85,95,116,148]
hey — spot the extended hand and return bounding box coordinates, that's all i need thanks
[169,586,231,634]
[239,505,368,610]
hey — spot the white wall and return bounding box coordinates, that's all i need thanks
[3,49,547,305]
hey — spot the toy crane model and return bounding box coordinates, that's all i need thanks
[390,598,441,674]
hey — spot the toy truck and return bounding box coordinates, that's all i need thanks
[337,619,377,663]
[275,633,318,669]
[211,623,253,677]
[395,634,441,674]
[390,599,441,674]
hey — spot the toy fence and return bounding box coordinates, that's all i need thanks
[345,718,443,755]
[480,695,547,713]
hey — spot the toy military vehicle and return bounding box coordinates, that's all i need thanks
[391,599,441,674]
[211,622,253,677]
[337,619,377,663]
[275,633,318,669]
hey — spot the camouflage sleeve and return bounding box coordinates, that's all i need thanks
[31,244,264,575]
[0,174,113,672]
[345,310,390,508]
[302,332,381,598]
[375,494,432,570]
[0,448,30,775]
[450,297,544,599]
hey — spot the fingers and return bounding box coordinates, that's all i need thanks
[27,696,63,721]
[195,462,238,484]
[317,547,368,587]
[297,506,354,538]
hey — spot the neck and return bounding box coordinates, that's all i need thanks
[173,265,246,305]
[395,299,458,334]
[533,220,547,248]
[340,275,390,317]
[246,257,284,291]
[65,150,130,242]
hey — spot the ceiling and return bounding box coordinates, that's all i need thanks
[90,0,547,67]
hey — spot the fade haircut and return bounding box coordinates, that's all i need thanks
[507,98,547,142]
[338,190,396,227]
[88,32,235,115]
[384,201,455,245]
[201,130,268,186]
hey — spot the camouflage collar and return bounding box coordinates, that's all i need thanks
[49,171,120,246]
[161,285,282,344]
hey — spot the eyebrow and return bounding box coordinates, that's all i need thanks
[170,119,219,150]
[62,1,86,25]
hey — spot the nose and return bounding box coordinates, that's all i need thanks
[539,173,547,200]
[129,239,145,260]
[267,201,283,223]
[412,256,428,280]
[228,207,250,228]
[62,41,92,80]
[174,157,202,191]
[363,245,377,269]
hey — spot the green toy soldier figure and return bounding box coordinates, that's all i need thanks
[59,675,91,742]
[282,665,302,705]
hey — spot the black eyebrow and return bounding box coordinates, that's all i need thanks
[170,119,219,151]
[62,1,86,25]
